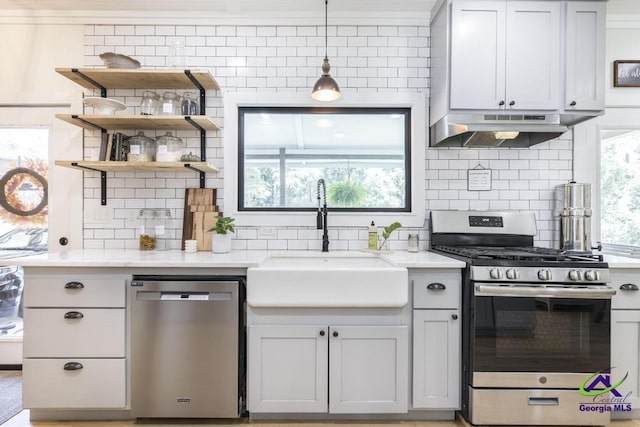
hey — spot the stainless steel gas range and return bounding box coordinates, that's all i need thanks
[430,211,615,426]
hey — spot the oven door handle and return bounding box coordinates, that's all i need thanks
[475,284,616,299]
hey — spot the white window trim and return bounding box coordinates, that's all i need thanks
[223,91,426,228]
[574,106,640,251]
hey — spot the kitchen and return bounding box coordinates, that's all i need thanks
[1,0,640,425]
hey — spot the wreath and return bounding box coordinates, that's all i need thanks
[0,158,48,227]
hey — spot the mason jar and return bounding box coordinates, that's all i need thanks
[138,208,171,250]
[181,91,199,115]
[161,92,181,115]
[155,132,184,162]
[140,91,160,115]
[127,131,156,162]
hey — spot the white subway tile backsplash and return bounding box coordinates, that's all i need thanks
[82,22,570,250]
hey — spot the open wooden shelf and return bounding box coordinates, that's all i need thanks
[55,160,220,174]
[55,68,220,90]
[55,114,221,131]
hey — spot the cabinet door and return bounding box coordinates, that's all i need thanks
[505,1,560,110]
[565,2,605,111]
[413,310,460,409]
[450,0,506,110]
[329,325,408,414]
[611,310,640,412]
[248,325,328,413]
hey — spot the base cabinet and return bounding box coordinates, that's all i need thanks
[411,270,461,410]
[248,324,408,414]
[412,310,460,409]
[22,271,128,410]
[611,269,640,418]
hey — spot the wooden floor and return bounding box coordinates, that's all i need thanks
[4,411,640,427]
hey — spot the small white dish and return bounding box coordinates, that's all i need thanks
[83,97,126,115]
[99,52,141,69]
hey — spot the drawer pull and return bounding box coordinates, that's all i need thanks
[451,314,458,320]
[63,362,83,371]
[427,283,446,291]
[64,281,85,289]
[620,283,639,291]
[64,311,84,319]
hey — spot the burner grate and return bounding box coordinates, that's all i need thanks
[432,245,604,263]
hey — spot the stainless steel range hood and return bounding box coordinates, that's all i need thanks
[430,113,569,147]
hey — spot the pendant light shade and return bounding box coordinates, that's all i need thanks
[312,0,341,101]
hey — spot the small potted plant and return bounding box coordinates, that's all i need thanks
[378,222,402,252]
[208,216,235,254]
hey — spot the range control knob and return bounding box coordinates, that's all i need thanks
[537,269,552,281]
[585,270,600,281]
[489,268,503,280]
[568,270,583,281]
[505,269,519,280]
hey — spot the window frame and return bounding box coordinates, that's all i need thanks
[223,92,426,228]
[237,106,412,213]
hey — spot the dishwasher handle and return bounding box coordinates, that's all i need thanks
[136,291,233,301]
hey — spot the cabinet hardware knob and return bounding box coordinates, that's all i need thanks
[451,314,458,320]
[620,283,639,291]
[570,101,577,106]
[332,331,339,337]
[64,281,84,289]
[509,100,515,106]
[63,362,83,371]
[59,237,69,246]
[498,100,505,106]
[319,330,326,336]
[64,311,84,319]
[427,283,446,291]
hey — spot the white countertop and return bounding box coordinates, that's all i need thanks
[603,254,640,268]
[4,249,465,269]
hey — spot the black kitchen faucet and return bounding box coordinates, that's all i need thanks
[316,179,329,252]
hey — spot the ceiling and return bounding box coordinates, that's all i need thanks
[0,0,637,14]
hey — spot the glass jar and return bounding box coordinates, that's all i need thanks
[181,91,200,115]
[126,131,156,162]
[161,92,181,115]
[138,208,170,250]
[140,90,160,115]
[408,234,419,252]
[155,132,184,162]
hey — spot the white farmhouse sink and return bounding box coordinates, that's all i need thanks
[246,253,408,308]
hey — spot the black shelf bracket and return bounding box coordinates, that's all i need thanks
[184,69,206,114]
[71,162,107,205]
[184,116,207,189]
[72,68,107,98]
[72,115,105,131]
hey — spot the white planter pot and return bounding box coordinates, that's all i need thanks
[211,233,231,253]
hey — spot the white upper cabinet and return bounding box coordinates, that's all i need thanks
[564,1,606,111]
[450,0,560,111]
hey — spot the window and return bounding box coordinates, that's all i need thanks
[600,128,640,250]
[238,107,410,212]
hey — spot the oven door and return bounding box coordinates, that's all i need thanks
[471,283,614,389]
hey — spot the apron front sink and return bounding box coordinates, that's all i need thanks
[246,253,408,308]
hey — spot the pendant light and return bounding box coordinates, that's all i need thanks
[312,0,341,101]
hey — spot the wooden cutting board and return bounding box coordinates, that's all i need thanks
[181,188,217,250]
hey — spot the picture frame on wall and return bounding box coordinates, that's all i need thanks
[613,60,640,87]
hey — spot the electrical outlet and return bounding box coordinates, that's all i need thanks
[259,227,277,238]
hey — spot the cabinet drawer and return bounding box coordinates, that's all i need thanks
[24,308,125,357]
[412,273,461,309]
[24,274,126,307]
[23,358,126,409]
[611,270,640,310]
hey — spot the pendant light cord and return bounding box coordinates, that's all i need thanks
[324,0,328,60]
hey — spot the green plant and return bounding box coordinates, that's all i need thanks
[208,216,235,235]
[379,221,402,250]
[327,180,368,207]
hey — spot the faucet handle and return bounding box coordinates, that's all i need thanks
[317,211,323,229]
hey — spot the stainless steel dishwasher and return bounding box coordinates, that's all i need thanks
[130,275,245,418]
